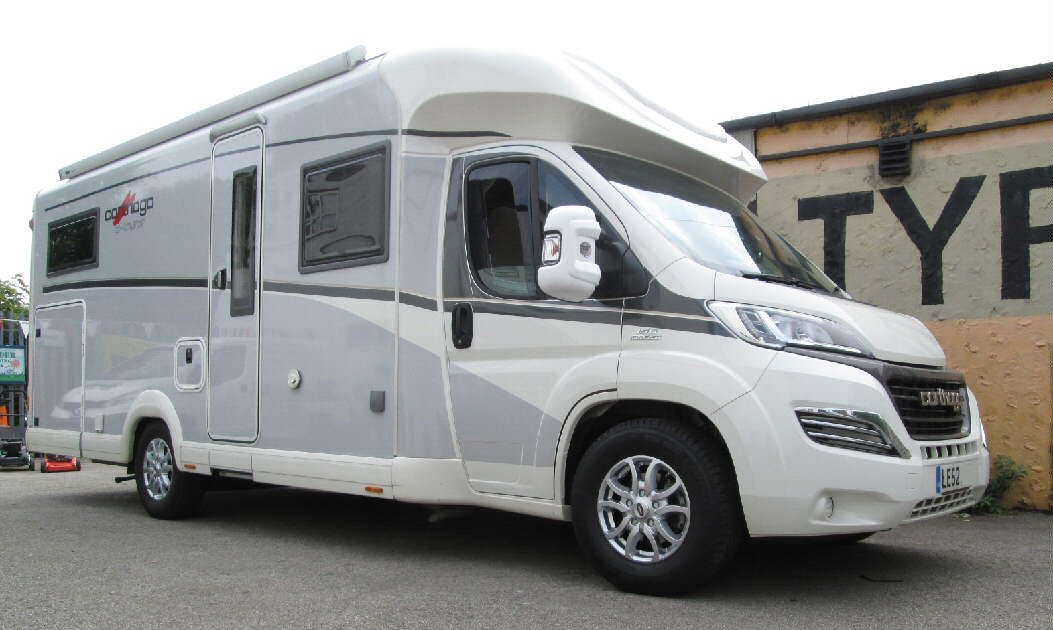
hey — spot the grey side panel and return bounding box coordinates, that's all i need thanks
[398,156,446,295]
[447,363,542,466]
[395,154,456,459]
[256,292,394,457]
[396,338,455,459]
[32,303,84,434]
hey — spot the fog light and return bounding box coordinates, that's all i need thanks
[823,497,835,519]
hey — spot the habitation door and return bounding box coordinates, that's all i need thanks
[208,129,263,442]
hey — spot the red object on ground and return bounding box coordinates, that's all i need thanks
[40,454,80,473]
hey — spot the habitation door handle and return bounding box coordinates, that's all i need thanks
[212,268,227,290]
[451,303,473,349]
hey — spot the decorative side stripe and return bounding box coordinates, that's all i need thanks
[398,292,439,311]
[623,311,732,337]
[403,129,510,138]
[42,277,207,293]
[444,299,623,326]
[262,281,395,302]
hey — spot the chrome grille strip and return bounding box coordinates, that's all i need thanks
[795,407,909,458]
[908,488,974,519]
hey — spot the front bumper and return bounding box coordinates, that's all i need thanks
[717,351,989,537]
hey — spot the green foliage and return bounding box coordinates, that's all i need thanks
[971,455,1028,515]
[0,274,29,319]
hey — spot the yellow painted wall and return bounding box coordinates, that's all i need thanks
[750,80,1052,509]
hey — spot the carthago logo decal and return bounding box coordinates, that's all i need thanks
[104,192,154,232]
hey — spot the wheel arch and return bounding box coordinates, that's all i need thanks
[556,397,748,511]
[120,390,185,470]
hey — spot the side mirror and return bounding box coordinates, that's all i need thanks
[537,205,601,302]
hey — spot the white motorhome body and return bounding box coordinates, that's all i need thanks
[29,47,989,594]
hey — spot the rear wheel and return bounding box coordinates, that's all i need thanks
[571,418,742,595]
[134,423,203,519]
[39,458,48,473]
[27,457,35,471]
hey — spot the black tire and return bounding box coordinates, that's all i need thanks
[27,457,35,471]
[134,422,203,519]
[74,459,81,472]
[39,458,48,473]
[571,418,743,596]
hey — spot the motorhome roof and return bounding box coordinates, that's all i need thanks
[57,47,368,181]
[379,48,765,200]
[54,47,765,201]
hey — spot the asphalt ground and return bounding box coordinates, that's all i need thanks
[1,463,1050,630]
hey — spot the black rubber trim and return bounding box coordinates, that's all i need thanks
[262,281,395,302]
[42,277,207,293]
[786,347,964,383]
[398,292,438,311]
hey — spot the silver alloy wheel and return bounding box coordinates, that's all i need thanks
[597,455,691,563]
[143,437,174,501]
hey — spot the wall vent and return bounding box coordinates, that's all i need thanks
[878,138,912,178]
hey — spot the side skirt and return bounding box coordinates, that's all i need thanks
[177,441,569,521]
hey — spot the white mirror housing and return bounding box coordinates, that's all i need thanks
[537,205,602,302]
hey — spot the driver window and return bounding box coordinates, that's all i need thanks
[465,161,537,298]
[464,157,641,301]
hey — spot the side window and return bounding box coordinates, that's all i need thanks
[465,161,537,298]
[47,208,99,276]
[230,167,257,317]
[300,145,388,272]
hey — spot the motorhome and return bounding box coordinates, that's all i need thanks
[28,47,989,594]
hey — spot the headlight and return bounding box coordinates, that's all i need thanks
[708,301,872,357]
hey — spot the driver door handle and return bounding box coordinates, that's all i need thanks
[451,302,473,349]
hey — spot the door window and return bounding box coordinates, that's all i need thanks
[464,156,639,301]
[230,167,257,317]
[465,161,536,298]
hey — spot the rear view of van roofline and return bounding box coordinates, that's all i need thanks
[28,46,988,596]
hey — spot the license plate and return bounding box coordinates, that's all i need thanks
[936,464,962,495]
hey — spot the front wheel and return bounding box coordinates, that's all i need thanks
[571,418,743,595]
[134,423,203,519]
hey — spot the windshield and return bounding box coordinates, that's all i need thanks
[576,147,842,295]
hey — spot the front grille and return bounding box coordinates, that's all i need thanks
[909,488,974,519]
[795,408,905,457]
[888,380,968,441]
[921,441,979,461]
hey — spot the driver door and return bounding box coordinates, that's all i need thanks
[442,149,624,499]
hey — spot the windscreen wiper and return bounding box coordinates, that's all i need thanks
[740,272,825,292]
